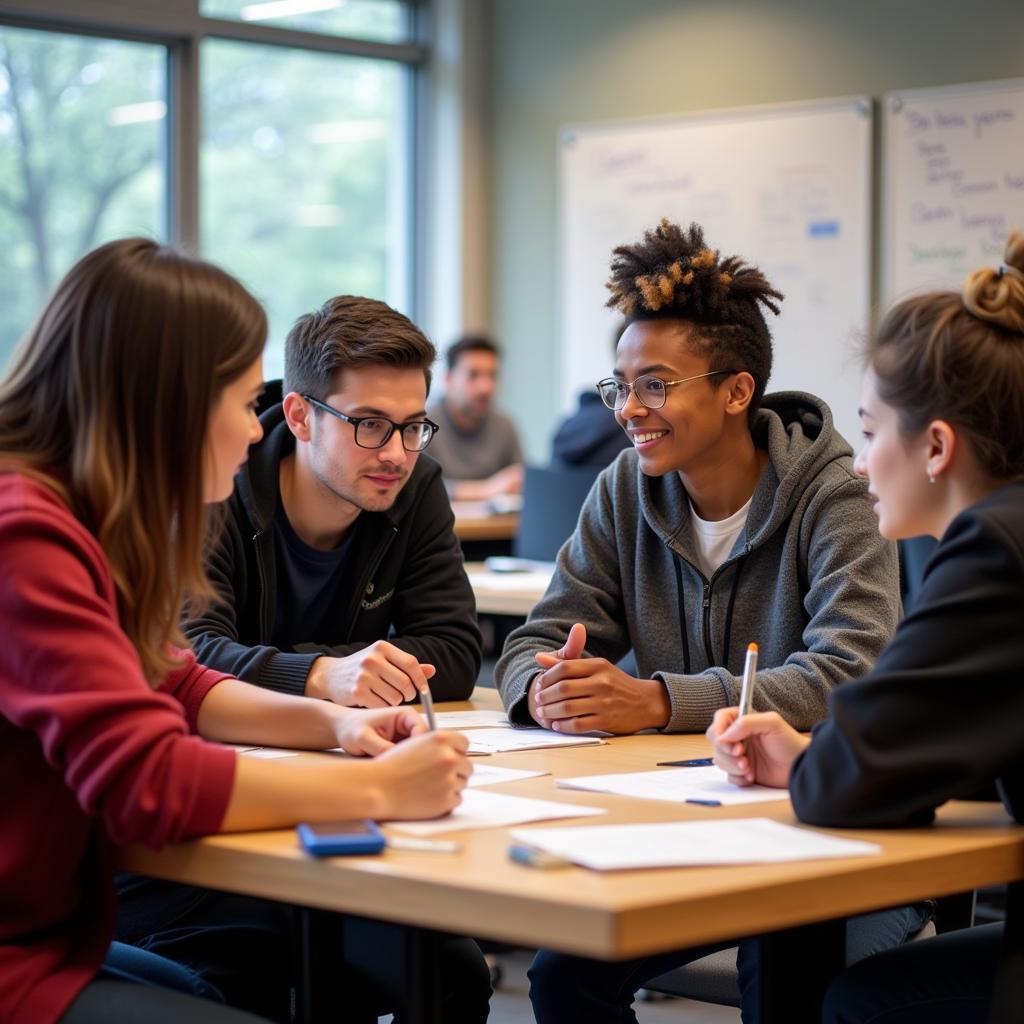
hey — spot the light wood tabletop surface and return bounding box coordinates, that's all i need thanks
[120,689,1024,962]
[451,501,519,542]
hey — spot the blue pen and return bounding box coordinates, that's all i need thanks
[685,798,722,807]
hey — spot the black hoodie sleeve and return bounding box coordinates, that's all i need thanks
[790,500,1024,829]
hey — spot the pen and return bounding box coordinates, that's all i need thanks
[685,798,722,807]
[387,836,461,853]
[738,642,758,717]
[419,684,437,731]
[656,758,714,768]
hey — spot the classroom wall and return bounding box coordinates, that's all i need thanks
[483,0,1024,461]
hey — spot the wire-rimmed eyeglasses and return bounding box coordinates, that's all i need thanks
[595,370,739,411]
[302,394,439,452]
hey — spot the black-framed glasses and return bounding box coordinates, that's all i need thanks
[302,394,439,452]
[595,370,740,411]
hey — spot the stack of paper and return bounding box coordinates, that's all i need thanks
[434,710,510,729]
[467,764,549,788]
[508,818,882,870]
[556,767,788,806]
[461,728,604,755]
[389,789,605,835]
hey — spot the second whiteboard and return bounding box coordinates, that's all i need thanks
[559,97,872,449]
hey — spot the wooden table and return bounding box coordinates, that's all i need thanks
[463,560,554,616]
[451,501,519,542]
[121,690,1024,1022]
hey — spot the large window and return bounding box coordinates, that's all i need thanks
[0,26,166,364]
[202,39,409,379]
[0,2,420,376]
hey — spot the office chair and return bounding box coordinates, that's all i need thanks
[514,463,602,562]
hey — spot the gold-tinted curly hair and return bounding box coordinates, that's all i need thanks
[606,220,783,417]
[867,229,1024,480]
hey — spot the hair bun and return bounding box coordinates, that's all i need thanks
[962,230,1024,332]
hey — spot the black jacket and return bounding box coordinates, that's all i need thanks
[790,480,1024,828]
[184,403,482,700]
[550,391,631,469]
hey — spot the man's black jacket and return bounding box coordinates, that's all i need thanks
[184,402,482,700]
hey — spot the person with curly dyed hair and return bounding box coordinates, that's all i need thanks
[498,220,923,1023]
[498,219,899,737]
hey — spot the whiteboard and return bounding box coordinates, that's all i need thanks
[559,97,873,449]
[883,78,1024,305]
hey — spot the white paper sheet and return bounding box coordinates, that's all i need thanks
[465,570,555,592]
[228,745,300,760]
[462,728,605,755]
[433,710,511,729]
[509,818,882,870]
[388,789,605,835]
[467,764,549,788]
[556,767,789,806]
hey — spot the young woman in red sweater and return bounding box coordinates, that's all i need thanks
[0,239,475,1024]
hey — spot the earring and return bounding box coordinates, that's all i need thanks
[928,473,936,485]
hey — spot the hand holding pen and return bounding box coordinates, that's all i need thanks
[705,642,809,788]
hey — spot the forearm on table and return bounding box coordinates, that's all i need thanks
[219,755,382,832]
[197,677,345,749]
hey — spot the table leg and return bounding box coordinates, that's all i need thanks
[990,879,1024,1024]
[751,917,846,1024]
[293,909,442,1024]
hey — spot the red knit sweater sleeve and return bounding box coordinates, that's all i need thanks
[0,477,236,848]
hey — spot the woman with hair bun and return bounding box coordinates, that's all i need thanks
[709,231,1024,1023]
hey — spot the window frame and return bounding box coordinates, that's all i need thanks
[0,0,426,313]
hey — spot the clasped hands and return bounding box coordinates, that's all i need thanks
[527,623,671,734]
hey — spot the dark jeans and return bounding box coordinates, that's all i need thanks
[60,942,269,1023]
[823,922,1002,1024]
[529,902,933,1024]
[116,873,491,1023]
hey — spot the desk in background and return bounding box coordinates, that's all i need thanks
[463,560,554,616]
[120,689,1024,1023]
[450,500,519,543]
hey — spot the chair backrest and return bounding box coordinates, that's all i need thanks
[514,464,602,562]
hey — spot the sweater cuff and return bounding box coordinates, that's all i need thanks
[654,669,732,732]
[258,652,320,697]
[499,665,540,726]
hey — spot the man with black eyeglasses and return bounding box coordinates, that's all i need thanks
[147,298,492,1019]
[183,294,482,707]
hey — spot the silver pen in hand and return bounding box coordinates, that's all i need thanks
[419,683,437,731]
[738,642,758,717]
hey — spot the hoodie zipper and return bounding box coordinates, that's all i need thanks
[253,528,272,637]
[342,525,398,643]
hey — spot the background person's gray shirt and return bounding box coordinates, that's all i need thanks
[427,399,523,481]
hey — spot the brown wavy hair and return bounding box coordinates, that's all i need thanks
[605,219,783,419]
[284,294,436,399]
[867,231,1024,481]
[0,238,266,683]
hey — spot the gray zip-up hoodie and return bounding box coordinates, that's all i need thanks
[497,391,901,732]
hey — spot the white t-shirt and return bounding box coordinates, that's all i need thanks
[689,496,752,580]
